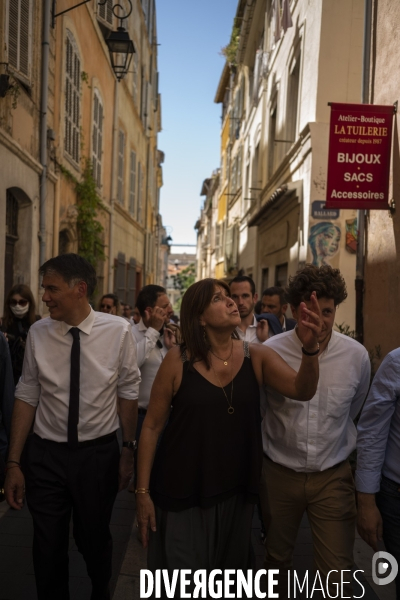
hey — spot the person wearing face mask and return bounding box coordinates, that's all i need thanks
[1,284,41,384]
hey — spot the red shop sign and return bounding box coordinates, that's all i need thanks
[326,103,394,209]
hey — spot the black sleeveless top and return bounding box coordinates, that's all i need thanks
[150,342,262,511]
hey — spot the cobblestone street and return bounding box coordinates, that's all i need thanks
[0,492,395,600]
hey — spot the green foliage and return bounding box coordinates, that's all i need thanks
[221,19,241,66]
[58,159,106,267]
[172,263,196,311]
[335,322,356,338]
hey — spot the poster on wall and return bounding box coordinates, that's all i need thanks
[326,103,394,209]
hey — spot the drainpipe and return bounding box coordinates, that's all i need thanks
[39,0,51,267]
[355,0,373,344]
[108,79,119,291]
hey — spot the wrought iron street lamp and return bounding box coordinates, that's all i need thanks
[100,0,135,81]
[52,0,135,81]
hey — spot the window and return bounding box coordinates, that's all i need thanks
[261,268,269,292]
[215,223,222,260]
[129,151,137,215]
[268,102,277,177]
[8,0,32,81]
[117,131,125,204]
[98,0,113,26]
[92,90,103,188]
[275,263,288,287]
[64,31,81,164]
[137,162,143,223]
[132,52,139,108]
[286,52,301,144]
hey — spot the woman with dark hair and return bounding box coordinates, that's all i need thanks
[136,278,322,584]
[1,284,40,384]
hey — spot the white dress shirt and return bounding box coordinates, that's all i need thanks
[236,315,263,344]
[15,309,140,442]
[262,329,370,472]
[132,319,168,410]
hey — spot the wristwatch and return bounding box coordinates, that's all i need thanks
[122,440,137,450]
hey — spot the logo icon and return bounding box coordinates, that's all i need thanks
[372,551,398,586]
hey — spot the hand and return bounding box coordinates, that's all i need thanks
[145,307,166,331]
[5,467,25,510]
[296,292,322,351]
[118,448,134,492]
[256,319,269,343]
[163,327,177,350]
[136,493,156,548]
[357,495,383,551]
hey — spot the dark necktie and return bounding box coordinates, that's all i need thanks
[68,327,80,449]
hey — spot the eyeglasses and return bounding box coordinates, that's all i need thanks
[100,304,113,310]
[10,299,29,307]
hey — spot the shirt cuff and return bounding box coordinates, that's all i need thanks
[355,469,382,494]
[15,381,41,407]
[145,328,160,341]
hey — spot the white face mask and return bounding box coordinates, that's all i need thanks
[10,303,30,318]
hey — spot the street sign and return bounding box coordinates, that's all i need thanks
[326,103,394,209]
[311,201,340,219]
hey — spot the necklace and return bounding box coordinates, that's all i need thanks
[209,340,234,366]
[211,358,234,414]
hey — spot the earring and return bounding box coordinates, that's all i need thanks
[202,326,208,343]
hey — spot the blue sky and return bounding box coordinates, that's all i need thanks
[156,0,237,249]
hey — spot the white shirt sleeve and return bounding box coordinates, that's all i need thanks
[134,327,160,367]
[117,328,141,400]
[349,351,371,420]
[15,330,41,406]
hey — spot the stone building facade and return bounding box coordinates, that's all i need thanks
[197,0,365,329]
[0,0,165,313]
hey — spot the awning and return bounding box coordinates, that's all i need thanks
[248,181,302,227]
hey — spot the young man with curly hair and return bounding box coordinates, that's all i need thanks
[260,264,370,598]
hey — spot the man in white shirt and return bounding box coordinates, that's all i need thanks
[131,285,174,444]
[4,254,140,600]
[229,275,268,344]
[260,264,370,597]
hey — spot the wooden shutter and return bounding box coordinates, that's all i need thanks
[129,151,137,215]
[137,162,142,223]
[8,0,31,79]
[92,90,103,188]
[128,257,137,306]
[116,252,126,301]
[98,0,113,25]
[117,131,125,204]
[64,31,80,163]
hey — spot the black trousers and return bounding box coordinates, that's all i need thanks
[24,433,120,600]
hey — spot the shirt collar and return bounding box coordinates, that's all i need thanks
[60,307,95,336]
[138,318,147,332]
[292,326,336,356]
[249,314,257,328]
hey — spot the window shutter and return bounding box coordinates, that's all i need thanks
[92,90,103,188]
[116,252,126,301]
[137,162,143,223]
[117,131,125,204]
[132,52,139,107]
[129,151,137,215]
[128,258,137,306]
[64,31,80,163]
[98,0,113,25]
[8,0,31,79]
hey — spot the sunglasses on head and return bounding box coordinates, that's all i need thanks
[10,299,29,307]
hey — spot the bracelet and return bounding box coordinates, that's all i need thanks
[6,460,21,466]
[4,465,22,473]
[301,344,320,356]
[134,488,150,494]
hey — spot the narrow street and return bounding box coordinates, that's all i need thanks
[0,493,395,600]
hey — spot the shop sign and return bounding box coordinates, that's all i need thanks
[311,201,340,219]
[326,103,394,209]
